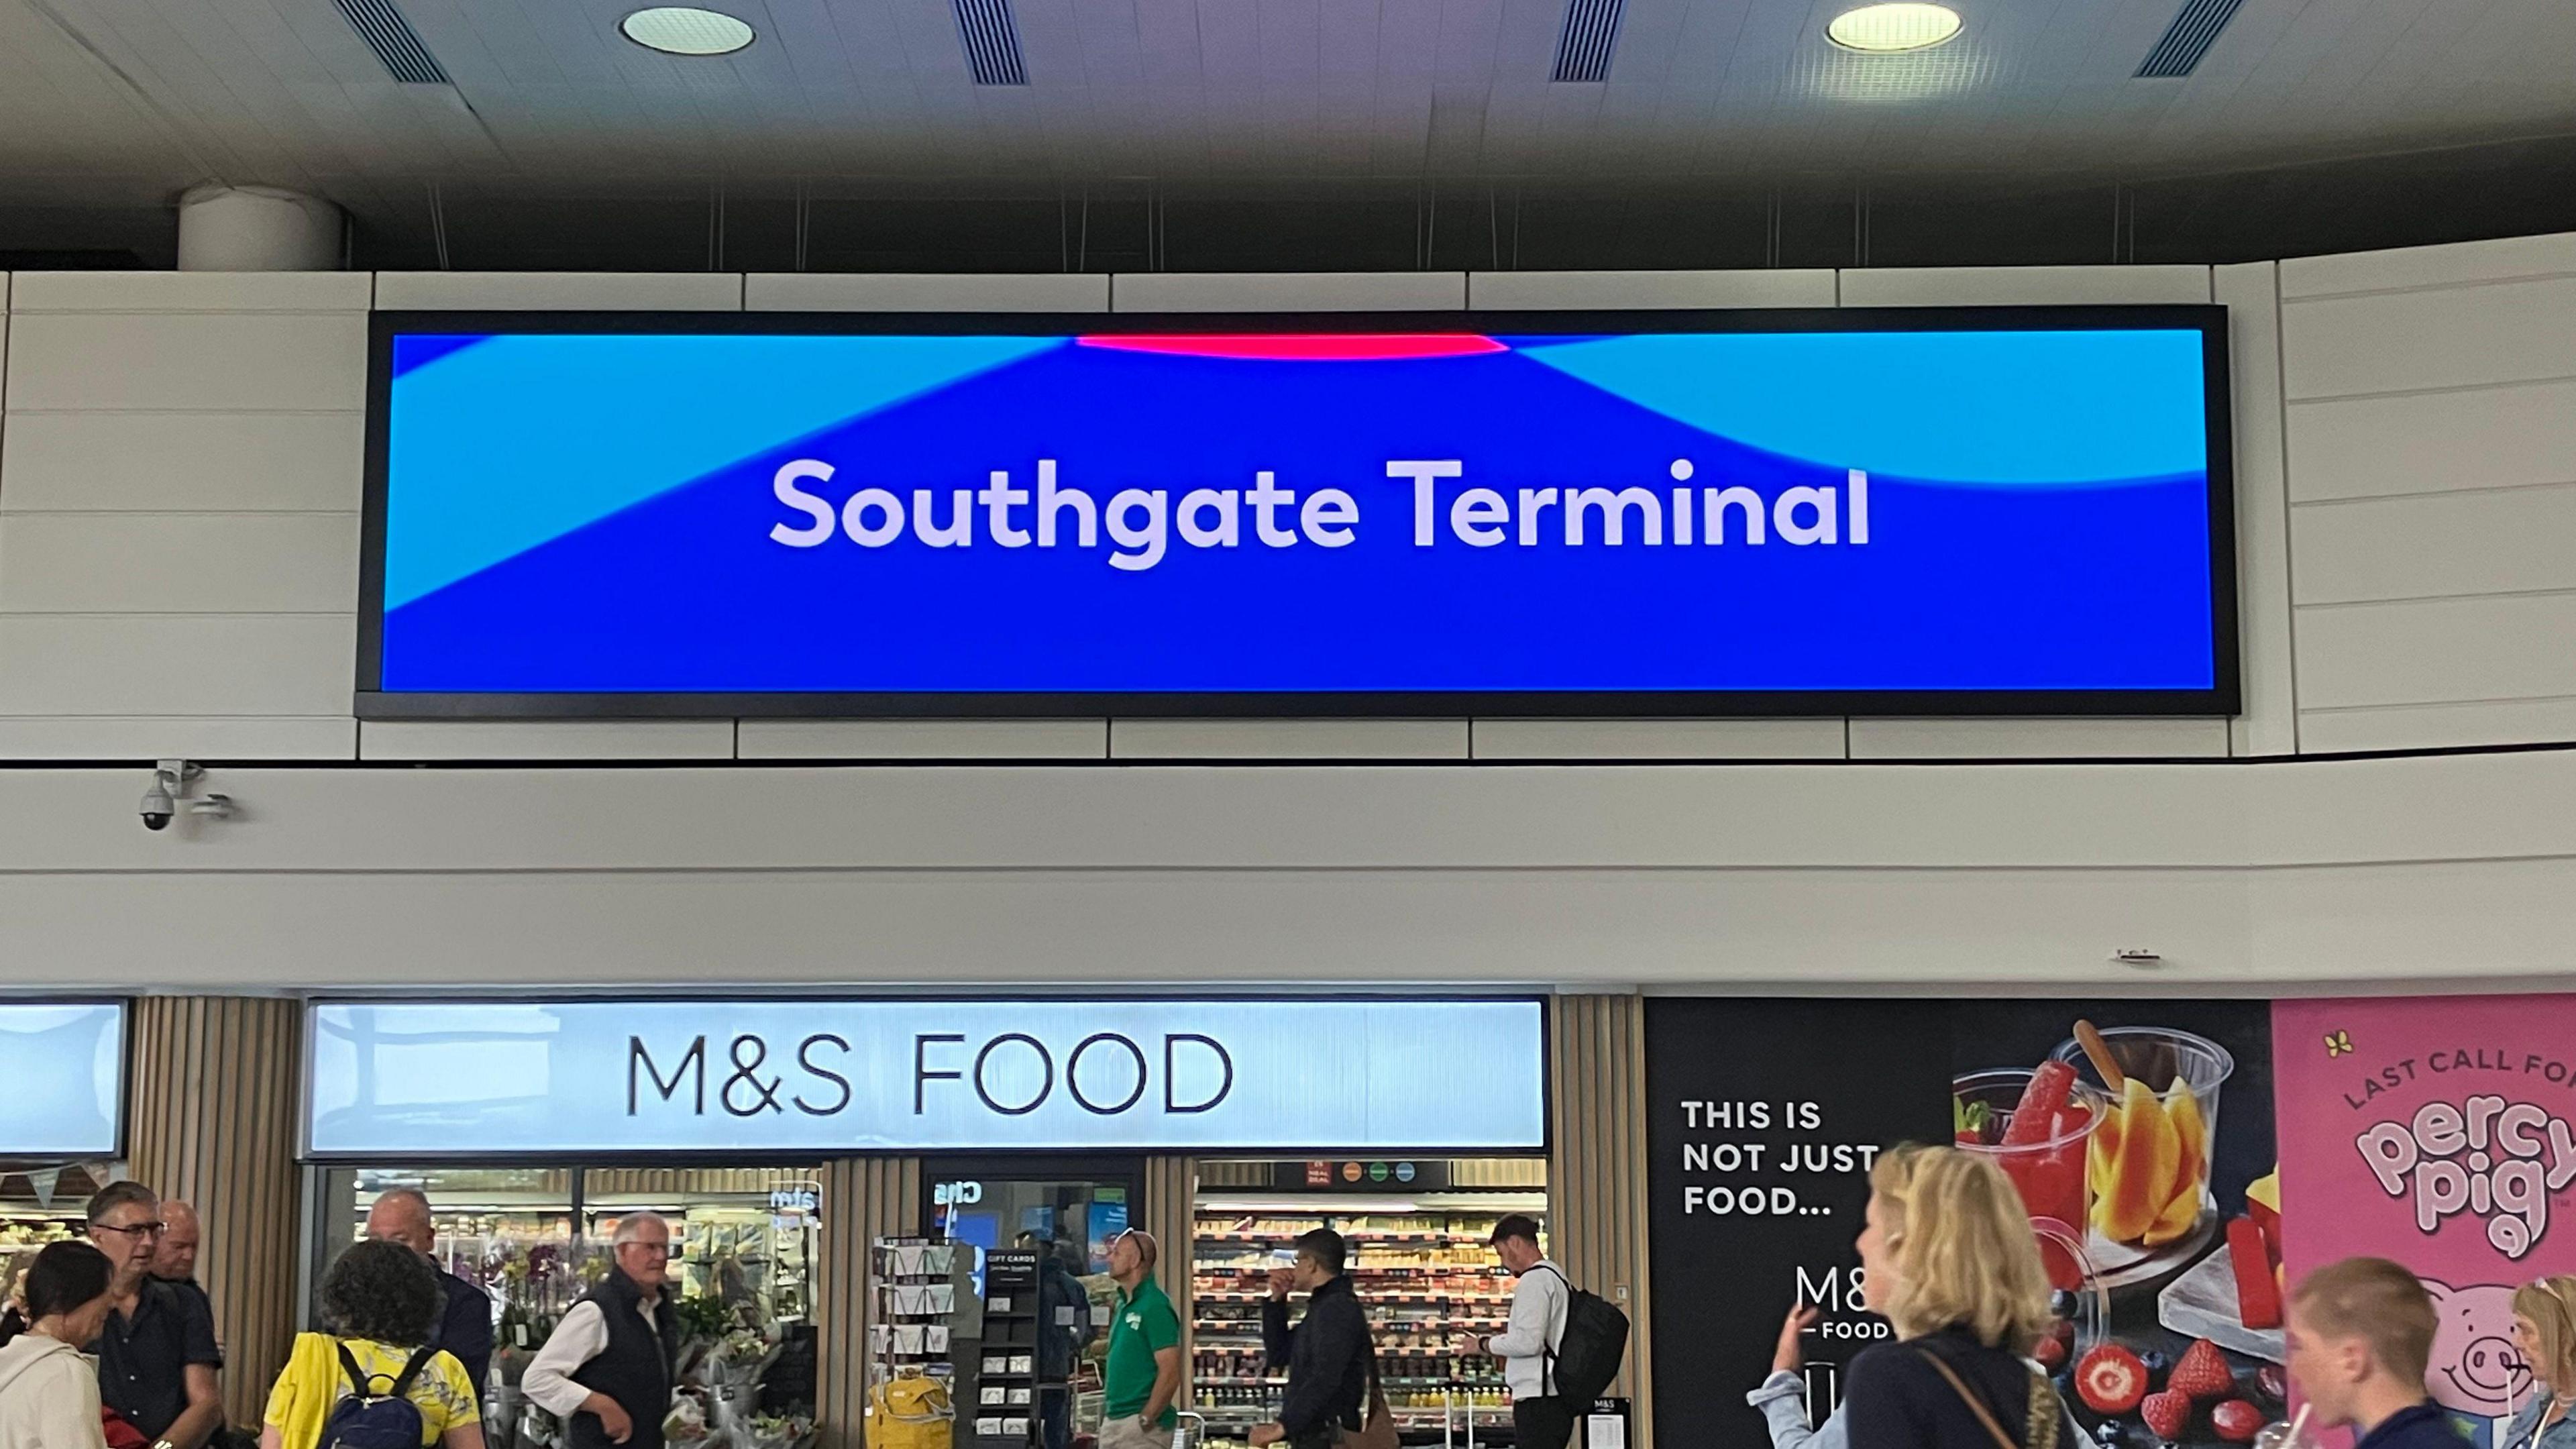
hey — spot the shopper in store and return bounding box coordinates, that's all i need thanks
[1249,1230,1370,1449]
[1102,1230,1185,1449]
[1460,1214,1571,1449]
[2284,1258,2471,1449]
[258,1238,484,1449]
[365,1189,494,1405]
[1834,1148,2084,1449]
[0,1240,117,1449]
[147,1203,213,1332]
[84,1182,225,1449]
[2502,1279,2576,1449]
[523,1212,682,1449]
[1033,1239,1092,1449]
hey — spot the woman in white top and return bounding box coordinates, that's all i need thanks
[2503,1279,2576,1449]
[0,1240,118,1449]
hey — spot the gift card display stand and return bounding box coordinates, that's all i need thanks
[972,1250,1042,1449]
[869,1235,962,1437]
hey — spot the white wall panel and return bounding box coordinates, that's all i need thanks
[2292,486,2576,605]
[372,272,745,311]
[358,721,737,761]
[2287,377,2576,503]
[2282,276,2576,400]
[3,311,367,412]
[0,411,364,513]
[1111,272,1466,311]
[2299,698,2576,756]
[745,273,1110,312]
[0,513,357,613]
[1470,718,1844,760]
[1835,266,2212,307]
[2279,233,2576,300]
[2295,594,2576,710]
[1848,718,2231,759]
[0,614,354,716]
[736,719,1110,759]
[0,716,354,761]
[7,270,372,314]
[1466,270,1835,310]
[2216,262,2297,757]
[1110,718,1470,759]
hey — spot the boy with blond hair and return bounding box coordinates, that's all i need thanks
[2285,1258,2469,1449]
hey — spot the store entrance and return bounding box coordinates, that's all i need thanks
[900,1154,1545,1449]
[916,1157,1142,1449]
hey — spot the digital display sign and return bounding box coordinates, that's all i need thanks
[303,998,1546,1156]
[0,1003,125,1157]
[360,309,2236,718]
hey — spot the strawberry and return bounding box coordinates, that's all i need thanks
[2035,1333,2068,1371]
[2076,1344,2147,1415]
[2255,1364,2288,1403]
[2171,1338,2235,1401]
[2003,1060,2078,1145]
[2141,1389,2193,1443]
[2210,1400,2265,1444]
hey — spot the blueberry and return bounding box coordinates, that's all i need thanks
[2092,1419,2127,1446]
[2049,1291,2079,1319]
[2136,1349,2173,1381]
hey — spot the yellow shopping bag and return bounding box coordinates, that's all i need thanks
[869,1371,955,1449]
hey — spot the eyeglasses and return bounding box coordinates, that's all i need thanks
[93,1221,166,1239]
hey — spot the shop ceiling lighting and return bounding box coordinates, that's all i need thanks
[619,6,755,55]
[1826,2,1963,52]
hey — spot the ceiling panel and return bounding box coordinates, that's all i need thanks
[0,0,2571,211]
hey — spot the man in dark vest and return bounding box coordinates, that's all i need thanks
[525,1212,682,1448]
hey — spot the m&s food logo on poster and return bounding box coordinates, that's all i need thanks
[2339,1030,2576,1259]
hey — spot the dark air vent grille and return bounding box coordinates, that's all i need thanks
[953,0,1029,85]
[2137,0,2245,77]
[332,0,450,84]
[1550,0,1626,83]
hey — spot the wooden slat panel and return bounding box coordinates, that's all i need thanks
[816,1157,922,1449]
[127,996,301,1428]
[1142,1155,1197,1408]
[1549,994,1652,1449]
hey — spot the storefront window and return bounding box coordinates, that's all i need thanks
[308,1163,820,1417]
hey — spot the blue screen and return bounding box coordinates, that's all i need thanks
[373,324,2222,701]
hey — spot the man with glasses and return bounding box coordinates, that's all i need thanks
[525,1212,683,1449]
[84,1181,225,1449]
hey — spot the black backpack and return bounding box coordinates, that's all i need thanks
[323,1342,439,1449]
[1536,1266,1630,1406]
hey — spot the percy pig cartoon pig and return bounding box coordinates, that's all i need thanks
[2422,1280,2533,1419]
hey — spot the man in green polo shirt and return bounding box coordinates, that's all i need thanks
[1102,1229,1186,1449]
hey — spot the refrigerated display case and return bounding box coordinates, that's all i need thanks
[1189,1160,1546,1448]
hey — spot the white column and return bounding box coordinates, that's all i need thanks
[175,184,343,271]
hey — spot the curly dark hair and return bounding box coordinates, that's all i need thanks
[319,1238,441,1346]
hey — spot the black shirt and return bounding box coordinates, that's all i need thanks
[1261,1276,1371,1449]
[2354,1403,2473,1449]
[90,1278,223,1438]
[429,1267,494,1405]
[1843,1328,2068,1449]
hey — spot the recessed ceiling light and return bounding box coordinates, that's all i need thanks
[1826,2,1963,52]
[620,7,755,56]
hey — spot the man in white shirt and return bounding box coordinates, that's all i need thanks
[525,1212,682,1449]
[1460,1214,1572,1449]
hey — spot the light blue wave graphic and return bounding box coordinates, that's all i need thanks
[1516,330,2207,484]
[385,334,1065,607]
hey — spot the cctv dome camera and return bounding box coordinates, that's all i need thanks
[138,783,174,831]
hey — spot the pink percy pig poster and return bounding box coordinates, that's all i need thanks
[2272,995,2576,1446]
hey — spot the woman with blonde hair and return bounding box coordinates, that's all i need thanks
[1839,1146,2081,1449]
[2502,1279,2576,1449]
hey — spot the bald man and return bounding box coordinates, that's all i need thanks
[524,1213,681,1449]
[366,1189,494,1401]
[147,1200,222,1365]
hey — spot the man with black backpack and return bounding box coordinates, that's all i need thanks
[1468,1216,1574,1449]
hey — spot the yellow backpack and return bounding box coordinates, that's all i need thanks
[869,1371,955,1449]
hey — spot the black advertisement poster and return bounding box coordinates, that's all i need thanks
[1646,997,2284,1449]
[1644,998,1952,1446]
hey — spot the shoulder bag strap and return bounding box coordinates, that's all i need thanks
[2023,1369,2061,1449]
[390,1344,441,1399]
[1910,1347,2022,1449]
